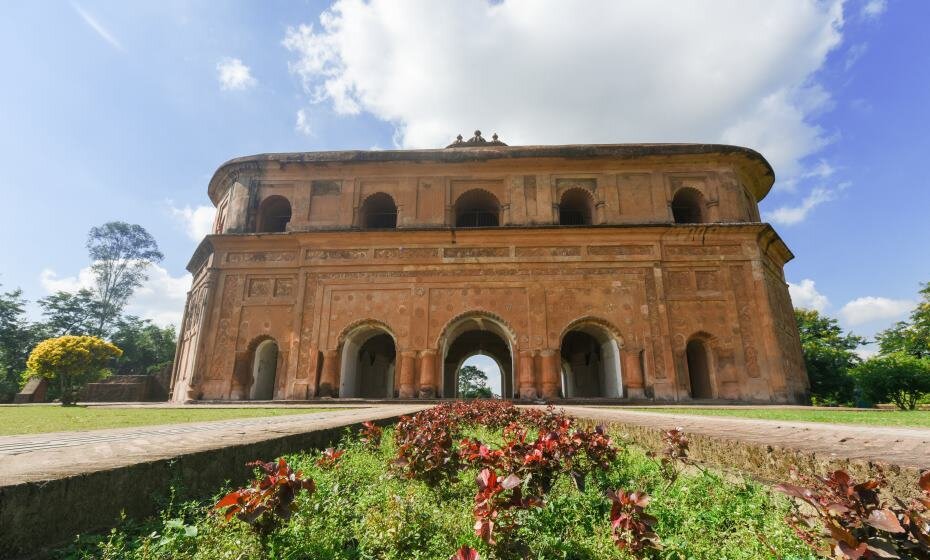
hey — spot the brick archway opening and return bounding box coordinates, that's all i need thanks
[339,327,396,398]
[249,339,279,400]
[559,324,622,398]
[686,338,714,399]
[439,314,515,399]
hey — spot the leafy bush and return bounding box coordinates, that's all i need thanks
[853,353,930,410]
[25,335,122,405]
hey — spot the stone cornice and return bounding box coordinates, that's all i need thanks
[206,143,775,205]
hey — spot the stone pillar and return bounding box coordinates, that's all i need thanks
[621,348,645,399]
[517,350,537,399]
[595,201,607,225]
[305,345,321,398]
[398,351,417,398]
[318,349,339,397]
[418,349,437,398]
[539,349,560,399]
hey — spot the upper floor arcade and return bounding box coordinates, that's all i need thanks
[206,138,774,237]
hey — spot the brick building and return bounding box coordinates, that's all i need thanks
[169,132,808,403]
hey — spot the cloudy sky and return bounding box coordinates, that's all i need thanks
[1,1,927,389]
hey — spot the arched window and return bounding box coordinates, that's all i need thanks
[257,195,292,233]
[671,188,705,224]
[359,193,397,229]
[559,188,595,225]
[455,190,500,227]
[686,338,713,399]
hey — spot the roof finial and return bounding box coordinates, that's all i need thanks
[445,130,508,148]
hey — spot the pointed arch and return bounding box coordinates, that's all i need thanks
[671,187,706,224]
[257,195,292,233]
[454,189,501,227]
[684,331,717,399]
[558,187,596,226]
[558,316,624,398]
[359,192,398,229]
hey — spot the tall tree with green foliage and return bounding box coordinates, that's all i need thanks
[110,316,177,374]
[457,364,493,398]
[0,286,44,401]
[36,288,102,336]
[794,308,865,406]
[86,222,164,336]
[876,282,930,359]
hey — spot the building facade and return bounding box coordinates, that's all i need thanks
[169,133,809,403]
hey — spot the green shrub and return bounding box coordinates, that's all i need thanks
[853,352,930,410]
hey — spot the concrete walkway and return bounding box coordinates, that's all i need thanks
[0,404,427,486]
[560,406,930,468]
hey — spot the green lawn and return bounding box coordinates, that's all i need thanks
[0,405,336,435]
[626,407,930,428]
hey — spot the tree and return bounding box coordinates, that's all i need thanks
[110,316,177,374]
[853,353,930,410]
[86,222,164,336]
[37,289,102,336]
[457,364,493,399]
[0,286,43,402]
[26,335,122,406]
[794,309,864,406]
[876,282,930,359]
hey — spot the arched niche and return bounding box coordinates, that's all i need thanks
[671,187,706,224]
[454,189,500,227]
[558,188,595,226]
[338,324,397,398]
[359,192,398,229]
[685,335,715,399]
[559,320,623,398]
[437,312,516,398]
[257,195,292,233]
[250,338,279,400]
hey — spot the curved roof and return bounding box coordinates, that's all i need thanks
[207,143,775,204]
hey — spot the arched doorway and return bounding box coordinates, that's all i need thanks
[257,195,292,233]
[454,189,500,227]
[686,338,714,399]
[559,323,622,398]
[250,339,279,400]
[671,188,706,224]
[439,314,515,398]
[339,327,396,398]
[558,188,595,225]
[359,192,398,229]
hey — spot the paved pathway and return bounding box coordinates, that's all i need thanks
[560,406,930,468]
[0,405,427,486]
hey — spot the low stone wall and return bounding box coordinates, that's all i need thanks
[0,416,397,558]
[588,418,925,501]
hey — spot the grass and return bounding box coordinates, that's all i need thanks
[0,405,336,435]
[52,422,816,559]
[626,407,930,428]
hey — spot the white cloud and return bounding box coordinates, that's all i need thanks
[39,265,191,328]
[788,279,830,312]
[839,296,916,327]
[296,108,313,135]
[861,0,887,19]
[765,181,849,225]
[169,203,215,241]
[283,0,845,185]
[844,43,868,71]
[72,2,124,52]
[217,58,257,91]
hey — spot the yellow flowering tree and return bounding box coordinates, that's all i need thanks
[26,335,122,405]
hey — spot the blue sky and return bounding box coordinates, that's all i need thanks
[1,1,927,370]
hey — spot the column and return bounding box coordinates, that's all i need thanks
[418,349,437,398]
[318,349,339,397]
[539,349,560,399]
[621,348,645,399]
[398,351,417,398]
[518,350,537,399]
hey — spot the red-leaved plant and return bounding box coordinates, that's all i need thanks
[607,489,660,553]
[450,544,480,560]
[651,427,690,485]
[473,468,540,545]
[214,458,315,539]
[359,421,383,447]
[774,467,930,559]
[316,447,344,469]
